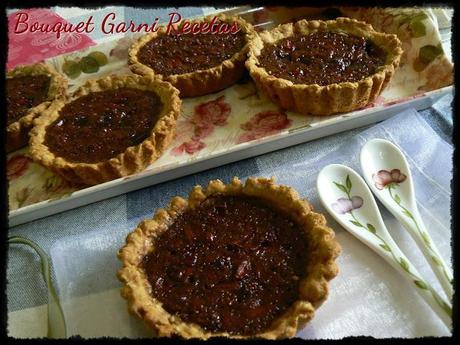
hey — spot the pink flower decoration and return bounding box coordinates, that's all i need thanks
[237,110,292,144]
[372,169,407,190]
[7,9,95,69]
[7,154,32,180]
[193,95,231,128]
[331,196,363,214]
[171,139,206,156]
[171,96,231,156]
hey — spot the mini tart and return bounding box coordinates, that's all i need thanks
[29,74,181,186]
[246,17,403,115]
[6,63,67,152]
[118,177,341,339]
[128,14,256,97]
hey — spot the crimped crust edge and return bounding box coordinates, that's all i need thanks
[7,63,68,152]
[245,17,403,115]
[29,74,181,185]
[128,14,256,97]
[118,176,341,339]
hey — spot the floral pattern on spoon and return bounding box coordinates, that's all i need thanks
[360,138,453,303]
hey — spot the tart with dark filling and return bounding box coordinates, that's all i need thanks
[128,15,256,97]
[246,17,403,115]
[29,74,181,185]
[118,177,341,339]
[7,63,67,152]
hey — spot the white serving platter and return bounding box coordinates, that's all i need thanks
[7,6,453,227]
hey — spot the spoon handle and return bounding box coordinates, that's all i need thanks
[367,230,452,329]
[359,138,453,301]
[393,203,453,300]
[337,211,452,329]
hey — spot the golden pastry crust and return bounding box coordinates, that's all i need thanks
[29,74,181,186]
[246,17,403,115]
[7,63,67,152]
[118,176,341,339]
[128,14,256,97]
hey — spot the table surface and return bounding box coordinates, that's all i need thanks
[6,6,454,338]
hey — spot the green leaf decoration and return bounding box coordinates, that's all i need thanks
[394,194,401,204]
[88,51,108,66]
[441,300,453,317]
[409,20,426,38]
[414,280,429,290]
[346,175,352,192]
[399,257,410,273]
[8,236,67,338]
[385,182,395,190]
[79,56,100,73]
[350,220,363,227]
[421,232,431,247]
[333,181,349,194]
[16,187,30,208]
[419,45,443,64]
[433,293,453,317]
[413,57,429,72]
[367,223,377,234]
[402,209,413,218]
[431,255,442,266]
[398,12,427,26]
[62,60,81,79]
[411,12,428,22]
[379,243,391,252]
[398,14,412,27]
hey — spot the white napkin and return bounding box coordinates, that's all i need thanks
[49,107,452,338]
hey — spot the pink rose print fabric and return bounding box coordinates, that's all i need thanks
[172,96,231,156]
[7,8,96,69]
[236,110,292,144]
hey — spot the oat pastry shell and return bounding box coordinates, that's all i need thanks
[29,74,181,186]
[118,176,341,339]
[128,14,256,97]
[7,63,67,153]
[245,17,403,115]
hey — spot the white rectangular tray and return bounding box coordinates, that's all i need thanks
[9,86,450,227]
[8,6,453,226]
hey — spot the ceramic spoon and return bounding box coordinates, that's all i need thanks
[360,139,453,301]
[317,164,452,329]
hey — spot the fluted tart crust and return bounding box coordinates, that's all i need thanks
[118,177,341,339]
[246,17,403,115]
[128,14,256,97]
[7,63,67,152]
[29,74,181,186]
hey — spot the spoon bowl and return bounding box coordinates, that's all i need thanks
[360,139,453,300]
[360,139,415,207]
[317,164,451,329]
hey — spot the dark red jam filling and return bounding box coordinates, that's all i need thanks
[258,31,386,85]
[44,88,163,164]
[143,194,309,336]
[137,31,246,76]
[7,75,51,125]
